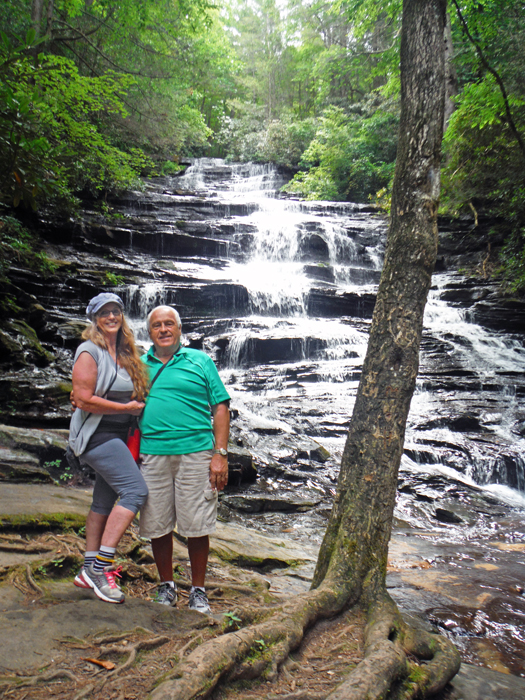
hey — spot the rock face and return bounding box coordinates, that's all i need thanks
[0,425,68,483]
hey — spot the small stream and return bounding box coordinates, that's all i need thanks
[89,159,525,674]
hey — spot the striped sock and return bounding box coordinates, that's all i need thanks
[84,551,97,569]
[93,545,116,573]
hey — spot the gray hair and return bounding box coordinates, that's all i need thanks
[147,305,181,329]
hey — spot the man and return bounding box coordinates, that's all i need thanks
[139,305,230,613]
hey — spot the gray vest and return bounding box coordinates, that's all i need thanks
[68,340,119,456]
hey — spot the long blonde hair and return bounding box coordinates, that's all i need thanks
[82,315,149,401]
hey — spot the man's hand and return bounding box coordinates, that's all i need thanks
[209,453,228,491]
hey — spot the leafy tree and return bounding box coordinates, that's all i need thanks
[441,0,525,292]
[0,32,149,210]
[283,101,398,201]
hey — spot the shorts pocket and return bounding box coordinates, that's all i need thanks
[204,486,218,501]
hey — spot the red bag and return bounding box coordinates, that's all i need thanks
[127,426,141,462]
[126,358,169,463]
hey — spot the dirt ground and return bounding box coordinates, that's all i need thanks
[0,527,366,700]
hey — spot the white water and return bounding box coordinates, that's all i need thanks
[131,159,525,504]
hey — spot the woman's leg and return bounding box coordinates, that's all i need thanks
[85,509,109,552]
[100,504,137,548]
[80,439,148,602]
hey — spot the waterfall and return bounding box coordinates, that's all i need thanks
[120,158,525,500]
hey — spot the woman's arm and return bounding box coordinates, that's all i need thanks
[72,352,144,416]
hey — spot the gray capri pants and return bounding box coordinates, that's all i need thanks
[82,438,148,515]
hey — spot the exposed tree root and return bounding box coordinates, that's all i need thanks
[6,668,79,690]
[24,564,44,596]
[0,542,54,554]
[96,634,170,689]
[148,582,459,700]
[324,592,460,700]
[267,693,327,700]
[149,586,345,700]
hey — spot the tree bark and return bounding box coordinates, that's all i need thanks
[31,0,44,38]
[443,11,458,132]
[312,0,448,605]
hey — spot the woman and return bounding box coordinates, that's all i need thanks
[69,292,149,604]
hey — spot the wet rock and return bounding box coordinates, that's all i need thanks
[471,298,525,332]
[0,377,72,426]
[227,445,257,486]
[310,444,331,463]
[418,414,484,433]
[0,320,54,367]
[435,662,525,700]
[27,303,48,331]
[512,420,525,437]
[486,453,525,491]
[56,320,90,347]
[306,288,376,318]
[303,264,335,283]
[221,493,322,513]
[435,508,463,524]
[298,233,330,262]
[225,336,331,366]
[0,328,24,365]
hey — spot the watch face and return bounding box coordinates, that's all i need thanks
[215,448,227,456]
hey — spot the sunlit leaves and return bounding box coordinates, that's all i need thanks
[283,102,398,201]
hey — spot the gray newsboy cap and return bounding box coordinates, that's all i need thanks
[86,293,124,320]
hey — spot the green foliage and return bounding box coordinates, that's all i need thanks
[0,215,57,286]
[283,102,398,201]
[218,111,316,167]
[0,0,235,208]
[0,33,152,211]
[161,161,185,176]
[104,272,126,287]
[498,228,525,294]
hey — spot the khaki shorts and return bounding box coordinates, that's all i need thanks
[138,450,218,539]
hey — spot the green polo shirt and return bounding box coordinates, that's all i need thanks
[140,346,230,455]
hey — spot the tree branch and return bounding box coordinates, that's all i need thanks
[451,0,525,160]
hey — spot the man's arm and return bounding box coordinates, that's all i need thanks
[209,401,230,491]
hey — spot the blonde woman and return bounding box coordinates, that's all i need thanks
[69,293,149,604]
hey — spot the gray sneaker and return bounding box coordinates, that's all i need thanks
[153,582,177,606]
[188,588,211,614]
[83,564,124,604]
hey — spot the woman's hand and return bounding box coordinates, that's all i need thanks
[126,401,146,416]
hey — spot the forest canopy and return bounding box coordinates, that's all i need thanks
[1,0,525,291]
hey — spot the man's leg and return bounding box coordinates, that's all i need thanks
[151,532,174,582]
[187,535,209,588]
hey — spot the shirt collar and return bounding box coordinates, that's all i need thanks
[146,344,185,363]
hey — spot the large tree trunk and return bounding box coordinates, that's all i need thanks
[148,1,461,697]
[312,0,448,605]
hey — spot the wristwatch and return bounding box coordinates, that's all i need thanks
[213,448,228,456]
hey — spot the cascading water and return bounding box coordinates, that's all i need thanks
[120,158,525,672]
[128,159,525,503]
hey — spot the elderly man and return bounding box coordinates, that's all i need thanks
[139,305,230,613]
